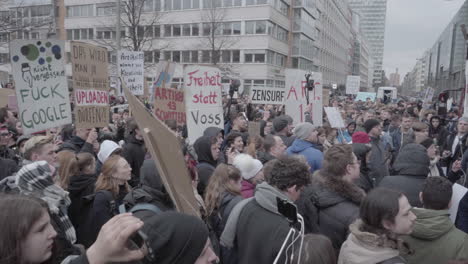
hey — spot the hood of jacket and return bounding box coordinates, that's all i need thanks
[193,136,217,166]
[140,159,164,191]
[409,208,453,240]
[288,138,320,154]
[393,143,430,176]
[97,140,121,164]
[68,173,96,193]
[127,134,144,146]
[254,181,292,215]
[203,127,224,139]
[311,172,365,209]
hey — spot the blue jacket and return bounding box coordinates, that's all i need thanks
[287,139,323,173]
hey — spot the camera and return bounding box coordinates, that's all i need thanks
[305,73,315,92]
[229,79,241,97]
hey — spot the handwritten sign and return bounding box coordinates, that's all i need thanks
[285,69,323,126]
[184,65,224,143]
[346,75,360,95]
[250,87,285,105]
[117,50,144,95]
[150,61,176,102]
[71,41,110,128]
[10,40,72,134]
[355,92,376,102]
[154,87,186,125]
[324,107,345,128]
[423,87,435,110]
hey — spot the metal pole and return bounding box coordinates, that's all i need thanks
[116,0,121,50]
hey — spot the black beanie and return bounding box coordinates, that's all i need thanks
[363,119,381,134]
[420,138,434,149]
[141,212,209,264]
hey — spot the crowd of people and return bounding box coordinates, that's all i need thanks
[1,95,468,264]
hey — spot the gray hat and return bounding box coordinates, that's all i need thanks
[459,117,468,123]
[273,116,290,132]
[294,122,316,140]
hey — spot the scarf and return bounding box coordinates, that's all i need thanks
[16,161,77,244]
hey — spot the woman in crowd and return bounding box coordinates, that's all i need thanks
[338,121,356,144]
[338,188,415,264]
[224,132,245,159]
[428,115,449,147]
[194,136,220,196]
[412,122,429,144]
[56,151,79,190]
[0,194,146,264]
[233,154,264,198]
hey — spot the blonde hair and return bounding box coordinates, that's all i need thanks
[95,155,130,197]
[204,164,241,216]
[23,136,53,160]
[56,151,78,189]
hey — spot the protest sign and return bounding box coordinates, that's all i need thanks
[10,40,72,134]
[122,79,199,217]
[285,69,323,126]
[449,183,468,222]
[117,50,144,95]
[0,88,14,108]
[355,92,376,102]
[71,41,110,128]
[346,75,360,95]
[150,61,176,103]
[324,107,345,128]
[249,87,285,105]
[423,87,435,109]
[154,87,186,125]
[184,65,224,143]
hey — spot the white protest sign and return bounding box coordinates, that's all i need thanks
[346,75,360,95]
[10,40,72,134]
[355,92,376,102]
[324,107,345,128]
[423,87,435,109]
[449,183,468,222]
[117,50,144,95]
[150,61,176,102]
[447,98,453,112]
[285,69,322,126]
[250,87,285,105]
[184,65,224,143]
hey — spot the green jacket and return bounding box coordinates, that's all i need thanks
[403,208,468,264]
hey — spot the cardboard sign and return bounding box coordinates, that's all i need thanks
[248,122,261,137]
[71,41,110,128]
[0,88,14,108]
[285,69,323,126]
[323,88,330,107]
[184,65,224,144]
[150,61,176,103]
[449,183,468,222]
[355,92,376,102]
[324,107,345,128]
[122,79,199,217]
[249,87,285,105]
[154,86,186,125]
[117,50,144,95]
[10,40,72,134]
[346,75,360,95]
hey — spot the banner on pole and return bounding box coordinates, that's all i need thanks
[324,107,345,128]
[346,75,360,95]
[10,40,72,134]
[249,87,285,105]
[117,50,144,96]
[184,65,224,143]
[71,41,110,128]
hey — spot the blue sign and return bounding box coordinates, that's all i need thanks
[355,92,377,102]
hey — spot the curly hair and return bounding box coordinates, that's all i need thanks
[268,155,311,191]
[204,164,242,216]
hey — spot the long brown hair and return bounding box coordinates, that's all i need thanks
[95,155,130,197]
[204,164,241,216]
[76,152,95,174]
[292,234,336,264]
[56,151,78,189]
[0,194,49,264]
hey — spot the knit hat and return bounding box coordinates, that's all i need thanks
[352,131,370,143]
[420,138,434,149]
[363,119,381,133]
[273,116,290,132]
[140,212,209,264]
[16,134,31,146]
[293,122,316,140]
[233,154,263,180]
[97,140,121,164]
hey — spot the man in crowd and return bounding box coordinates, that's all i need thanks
[0,125,17,162]
[364,119,389,186]
[60,127,98,154]
[443,117,468,169]
[272,115,295,147]
[228,112,248,144]
[391,113,414,154]
[258,134,286,164]
[287,122,323,173]
[122,118,146,187]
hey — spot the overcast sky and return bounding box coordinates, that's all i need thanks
[383,0,465,77]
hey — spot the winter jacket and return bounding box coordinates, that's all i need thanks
[338,220,409,264]
[428,117,449,147]
[443,133,468,168]
[278,134,295,147]
[368,136,389,185]
[286,138,323,173]
[68,173,96,236]
[391,128,415,154]
[221,182,295,264]
[456,193,468,234]
[194,136,218,196]
[123,159,174,215]
[402,208,468,264]
[352,143,374,192]
[379,143,430,207]
[59,136,94,154]
[256,151,276,164]
[240,180,255,198]
[122,134,146,187]
[297,172,365,250]
[208,192,243,239]
[0,157,18,181]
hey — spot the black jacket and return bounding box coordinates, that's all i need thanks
[0,157,18,181]
[456,192,468,234]
[59,136,94,154]
[429,117,449,147]
[297,172,364,250]
[443,133,468,168]
[194,136,217,196]
[68,173,96,233]
[379,143,430,207]
[122,134,146,187]
[257,151,276,164]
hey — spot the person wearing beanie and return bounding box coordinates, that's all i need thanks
[286,122,323,173]
[364,119,389,186]
[352,131,370,144]
[273,115,295,147]
[140,212,218,264]
[233,154,264,198]
[96,139,122,174]
[352,142,373,192]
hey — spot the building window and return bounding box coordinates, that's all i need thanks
[0,33,8,42]
[244,50,266,63]
[164,25,172,36]
[245,20,267,35]
[192,23,199,36]
[173,24,181,36]
[96,28,121,40]
[0,53,9,64]
[246,0,267,5]
[96,4,116,16]
[191,50,199,62]
[67,28,94,40]
[66,5,94,17]
[202,50,210,63]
